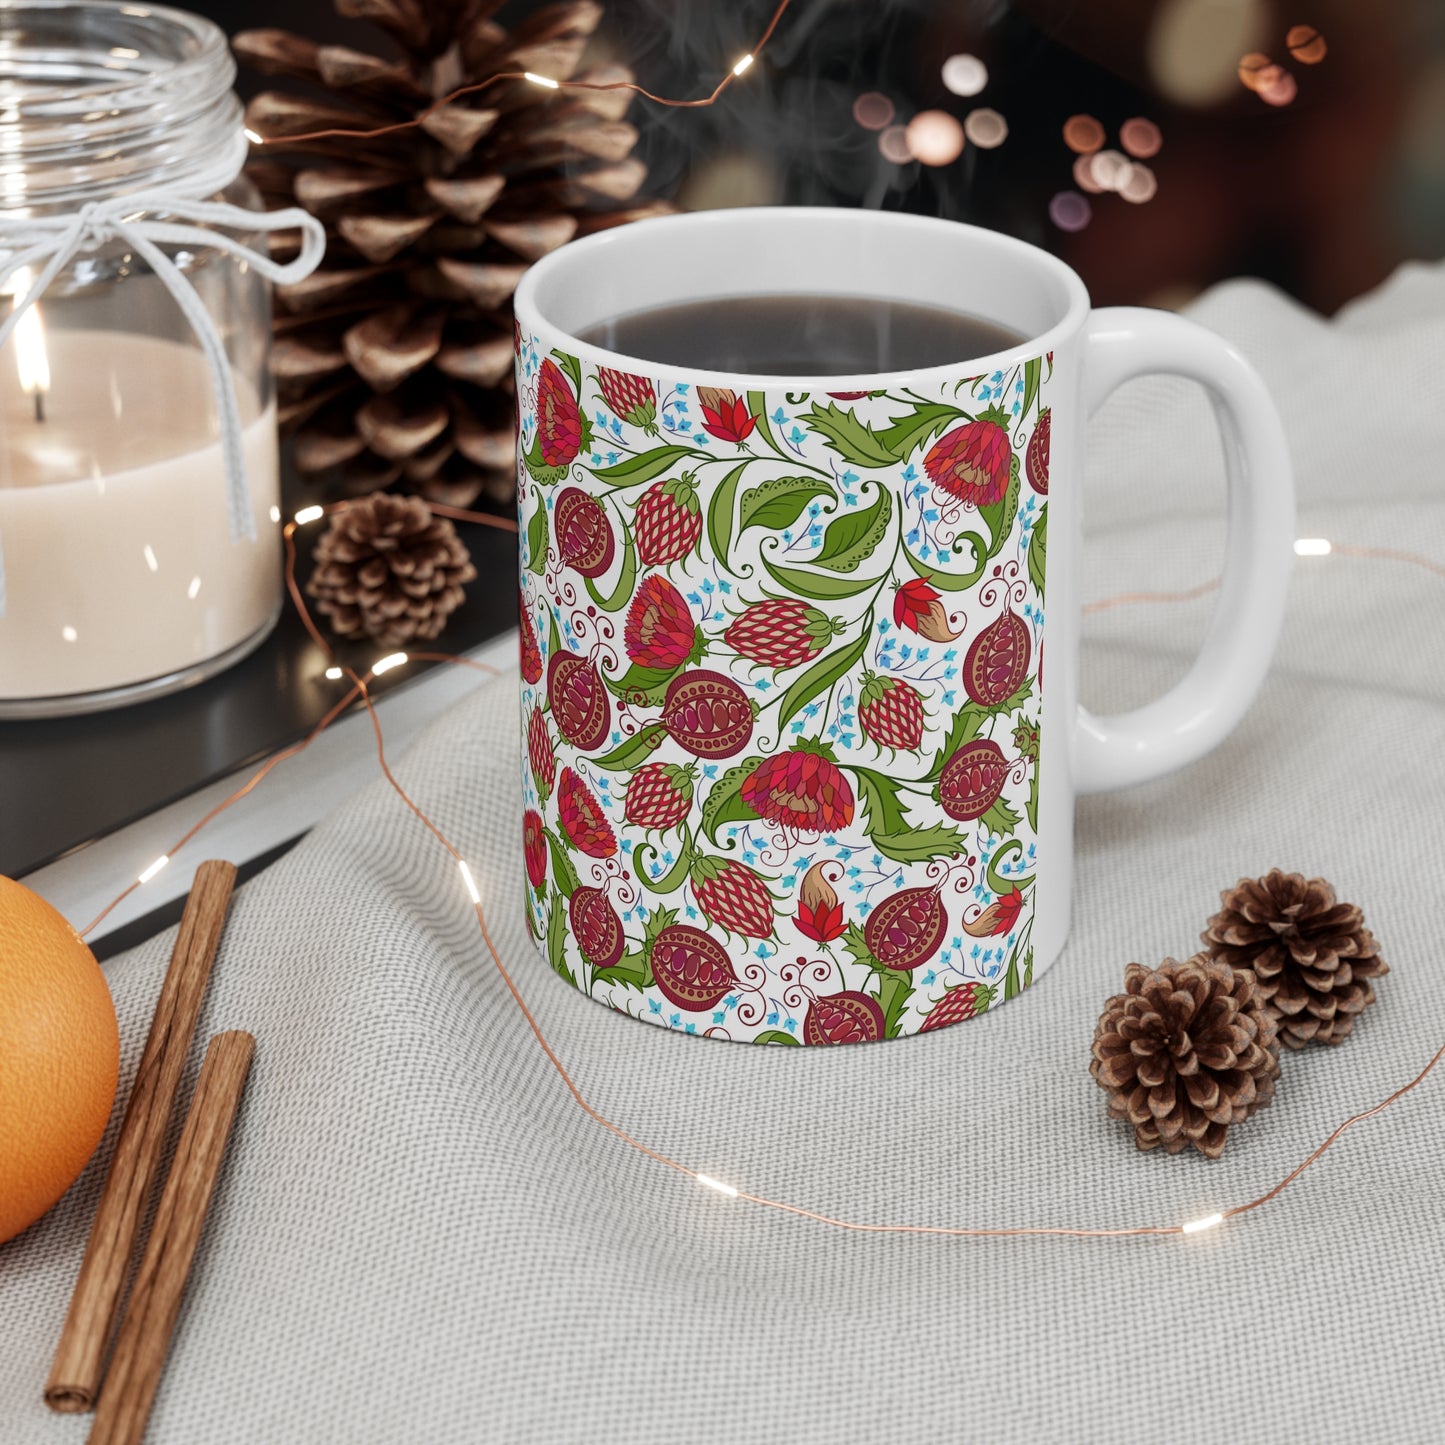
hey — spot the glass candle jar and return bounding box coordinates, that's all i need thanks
[0,1,288,716]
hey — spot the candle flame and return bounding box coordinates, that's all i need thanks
[6,267,51,409]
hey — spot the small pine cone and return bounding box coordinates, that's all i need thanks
[1202,870,1388,1049]
[1091,956,1281,1159]
[307,492,476,647]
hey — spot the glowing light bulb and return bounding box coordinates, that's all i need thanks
[1294,537,1332,556]
[372,651,408,676]
[138,854,170,885]
[732,53,754,76]
[1181,1212,1224,1235]
[459,859,482,904]
[696,1174,739,1198]
[294,505,324,525]
[524,71,559,89]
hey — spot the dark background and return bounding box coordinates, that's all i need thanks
[204,0,1445,316]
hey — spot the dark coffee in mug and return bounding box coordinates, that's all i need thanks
[576,294,1025,375]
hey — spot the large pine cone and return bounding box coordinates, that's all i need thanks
[1091,956,1281,1159]
[307,492,476,646]
[1201,870,1388,1049]
[235,0,668,509]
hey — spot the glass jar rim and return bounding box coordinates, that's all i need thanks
[0,1,242,211]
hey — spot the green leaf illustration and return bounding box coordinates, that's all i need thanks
[870,824,969,864]
[591,722,667,772]
[762,556,885,600]
[979,796,1022,838]
[1003,942,1021,1002]
[1021,357,1041,423]
[874,968,915,1039]
[544,827,581,899]
[551,348,582,397]
[547,888,576,987]
[1022,947,1034,990]
[635,833,694,894]
[852,766,910,837]
[701,756,764,845]
[1025,766,1039,834]
[753,1029,801,1046]
[585,530,637,612]
[924,704,988,781]
[602,948,653,993]
[525,495,548,575]
[603,661,680,707]
[875,401,962,461]
[802,401,897,468]
[977,455,1021,560]
[738,475,835,534]
[811,484,892,572]
[776,629,870,732]
[747,390,786,459]
[1027,501,1047,601]
[588,444,700,486]
[706,460,748,562]
[841,921,876,972]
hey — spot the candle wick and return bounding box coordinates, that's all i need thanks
[33,390,45,423]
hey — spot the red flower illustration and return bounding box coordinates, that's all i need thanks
[697,386,758,445]
[523,808,547,889]
[741,743,854,835]
[624,575,699,669]
[891,578,961,643]
[796,896,845,944]
[963,887,1025,938]
[924,415,1012,507]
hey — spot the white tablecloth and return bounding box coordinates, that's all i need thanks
[3,263,1443,1443]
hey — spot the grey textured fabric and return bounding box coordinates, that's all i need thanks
[3,267,1444,1445]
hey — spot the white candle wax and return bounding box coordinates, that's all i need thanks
[0,329,281,702]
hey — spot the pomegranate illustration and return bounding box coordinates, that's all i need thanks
[569,887,625,968]
[919,980,997,1032]
[556,766,616,858]
[660,670,754,759]
[740,743,854,835]
[649,923,739,1011]
[523,808,547,889]
[938,738,1008,822]
[864,886,948,971]
[689,857,775,939]
[724,599,838,671]
[923,414,1012,507]
[857,674,925,751]
[804,991,886,1045]
[547,651,611,752]
[1026,407,1050,495]
[623,762,694,831]
[597,366,657,433]
[963,604,1031,707]
[519,593,543,684]
[554,487,615,578]
[633,475,702,564]
[527,705,556,800]
[624,575,699,670]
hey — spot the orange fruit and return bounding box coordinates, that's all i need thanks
[0,876,119,1245]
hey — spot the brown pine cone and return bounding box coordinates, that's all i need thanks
[1202,870,1388,1049]
[307,492,476,647]
[234,1,668,510]
[1091,956,1281,1159]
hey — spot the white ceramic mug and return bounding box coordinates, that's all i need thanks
[513,208,1293,1043]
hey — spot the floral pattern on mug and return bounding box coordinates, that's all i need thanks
[517,336,1051,1042]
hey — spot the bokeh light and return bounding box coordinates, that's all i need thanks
[852,92,895,131]
[1088,148,1131,191]
[905,109,965,166]
[1072,153,1105,194]
[1257,67,1298,106]
[1237,52,1273,90]
[941,53,988,97]
[1149,0,1268,107]
[1049,191,1092,232]
[1286,24,1327,64]
[878,125,913,163]
[1119,163,1159,204]
[963,107,1008,149]
[1119,118,1163,159]
[1062,114,1106,154]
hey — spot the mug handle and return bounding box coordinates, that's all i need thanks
[1075,307,1295,794]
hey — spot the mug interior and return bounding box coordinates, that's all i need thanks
[516,207,1089,387]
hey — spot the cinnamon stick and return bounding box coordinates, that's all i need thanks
[46,860,238,1413]
[87,1032,255,1445]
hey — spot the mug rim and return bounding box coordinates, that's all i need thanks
[514,206,1091,391]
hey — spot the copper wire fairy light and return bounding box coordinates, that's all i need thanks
[77,492,1445,1244]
